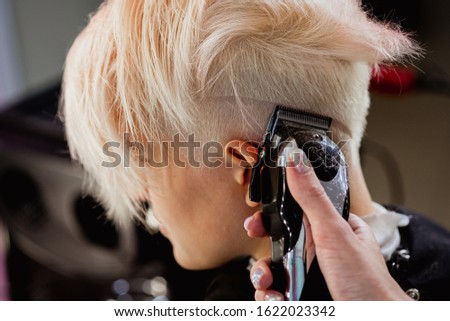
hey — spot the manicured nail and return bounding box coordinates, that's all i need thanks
[244,216,253,232]
[264,293,284,301]
[287,147,301,164]
[287,148,310,174]
[251,268,265,288]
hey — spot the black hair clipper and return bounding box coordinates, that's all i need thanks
[249,106,350,300]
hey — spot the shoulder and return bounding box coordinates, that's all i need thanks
[385,205,450,300]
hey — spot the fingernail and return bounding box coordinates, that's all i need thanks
[287,149,300,165]
[264,293,284,301]
[287,148,310,174]
[251,268,264,288]
[244,216,253,232]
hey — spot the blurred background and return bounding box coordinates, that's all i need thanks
[0,0,449,300]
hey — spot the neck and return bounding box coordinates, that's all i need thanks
[347,155,375,217]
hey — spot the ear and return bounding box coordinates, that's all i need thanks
[225,140,260,208]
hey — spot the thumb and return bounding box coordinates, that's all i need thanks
[286,148,350,239]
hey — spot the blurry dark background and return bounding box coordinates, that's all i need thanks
[0,0,449,300]
[361,0,450,231]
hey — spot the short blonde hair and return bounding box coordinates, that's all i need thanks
[61,0,419,225]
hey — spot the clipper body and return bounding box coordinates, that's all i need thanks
[250,106,350,300]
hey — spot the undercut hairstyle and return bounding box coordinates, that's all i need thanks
[61,0,420,225]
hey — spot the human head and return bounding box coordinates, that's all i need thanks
[61,0,419,269]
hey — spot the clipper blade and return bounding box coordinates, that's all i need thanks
[275,105,332,131]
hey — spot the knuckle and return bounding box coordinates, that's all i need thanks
[303,178,327,200]
[314,219,351,247]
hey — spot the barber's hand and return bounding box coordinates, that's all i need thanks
[245,150,411,301]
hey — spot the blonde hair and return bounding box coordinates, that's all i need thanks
[61,0,420,225]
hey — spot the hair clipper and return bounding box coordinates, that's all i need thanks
[249,105,350,300]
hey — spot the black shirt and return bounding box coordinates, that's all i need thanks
[203,207,450,301]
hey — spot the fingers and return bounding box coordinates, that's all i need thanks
[255,290,285,301]
[250,258,272,290]
[286,149,350,239]
[348,213,369,233]
[303,215,316,270]
[244,211,269,238]
[250,258,285,301]
[348,213,379,248]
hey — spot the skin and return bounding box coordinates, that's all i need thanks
[246,149,412,301]
[67,2,271,272]
[147,138,410,301]
[70,1,410,299]
[147,141,270,270]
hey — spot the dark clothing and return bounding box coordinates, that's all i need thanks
[385,206,450,301]
[204,207,450,300]
[204,258,254,301]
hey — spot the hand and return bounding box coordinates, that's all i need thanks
[245,149,411,301]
